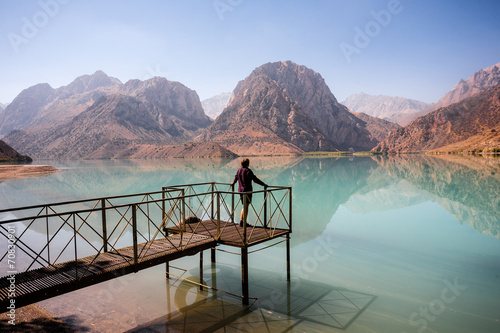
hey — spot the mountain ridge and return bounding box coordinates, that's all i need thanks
[342,92,430,125]
[375,84,500,152]
[2,72,213,158]
[2,61,499,158]
[403,62,500,125]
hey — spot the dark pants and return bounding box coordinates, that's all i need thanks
[239,193,252,204]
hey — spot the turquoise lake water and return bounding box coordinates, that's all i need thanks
[1,155,499,332]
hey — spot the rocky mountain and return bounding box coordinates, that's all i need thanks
[349,112,401,143]
[0,71,122,137]
[375,84,500,152]
[432,122,500,153]
[342,92,430,125]
[201,92,231,120]
[1,72,212,158]
[0,140,32,162]
[119,77,212,131]
[0,83,56,136]
[199,61,378,155]
[0,103,6,112]
[432,62,500,110]
[404,62,500,125]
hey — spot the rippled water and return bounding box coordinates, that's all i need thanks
[1,155,499,332]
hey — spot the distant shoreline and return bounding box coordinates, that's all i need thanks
[0,165,58,181]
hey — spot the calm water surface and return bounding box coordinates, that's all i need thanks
[1,155,499,332]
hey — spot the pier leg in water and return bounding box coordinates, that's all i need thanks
[199,250,204,291]
[286,234,291,282]
[211,262,218,297]
[241,247,249,305]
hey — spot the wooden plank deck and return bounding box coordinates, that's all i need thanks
[166,219,291,247]
[0,233,216,308]
[0,222,290,309]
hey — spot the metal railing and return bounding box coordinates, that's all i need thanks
[0,189,185,279]
[163,182,292,246]
[0,182,292,280]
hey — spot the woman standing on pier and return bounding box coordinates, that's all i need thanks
[230,158,268,227]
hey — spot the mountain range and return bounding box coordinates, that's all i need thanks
[1,60,499,158]
[201,92,231,120]
[375,84,500,153]
[1,71,213,158]
[345,62,500,128]
[342,93,430,126]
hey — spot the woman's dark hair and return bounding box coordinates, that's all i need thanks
[241,158,250,168]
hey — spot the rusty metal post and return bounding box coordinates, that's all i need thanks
[211,183,215,220]
[181,189,185,249]
[161,189,166,233]
[199,250,204,291]
[286,234,290,282]
[263,188,268,228]
[241,247,249,305]
[243,194,248,245]
[289,187,292,232]
[181,189,186,227]
[231,183,235,223]
[101,199,108,252]
[211,262,217,297]
[46,206,50,264]
[166,265,172,316]
[216,191,221,240]
[132,204,138,272]
[73,213,77,280]
[287,275,291,316]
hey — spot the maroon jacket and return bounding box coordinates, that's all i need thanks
[233,167,267,193]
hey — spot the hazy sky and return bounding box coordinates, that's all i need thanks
[1,0,499,105]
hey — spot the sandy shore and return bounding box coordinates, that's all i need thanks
[0,303,76,332]
[0,165,58,181]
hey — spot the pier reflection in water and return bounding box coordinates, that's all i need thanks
[130,264,376,332]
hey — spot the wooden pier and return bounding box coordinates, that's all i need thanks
[0,183,292,308]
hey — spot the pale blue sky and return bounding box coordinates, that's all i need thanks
[1,0,499,105]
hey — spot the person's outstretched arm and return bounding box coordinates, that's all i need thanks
[230,171,239,187]
[252,172,267,187]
